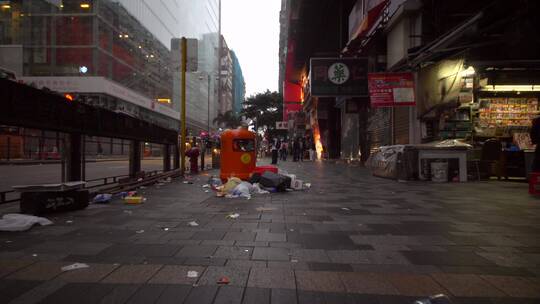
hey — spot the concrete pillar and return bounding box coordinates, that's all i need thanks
[129,140,141,177]
[66,133,82,181]
[163,144,171,172]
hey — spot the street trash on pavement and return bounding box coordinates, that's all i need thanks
[187,221,199,227]
[124,196,146,204]
[0,213,53,232]
[226,213,240,219]
[182,181,193,184]
[92,193,113,204]
[187,271,199,278]
[61,263,89,272]
[217,276,230,285]
[414,294,452,304]
[135,229,145,234]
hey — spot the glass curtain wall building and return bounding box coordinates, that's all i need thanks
[0,0,221,134]
[231,50,245,116]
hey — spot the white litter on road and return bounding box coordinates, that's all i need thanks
[187,221,199,227]
[135,230,145,234]
[226,213,240,219]
[61,263,90,272]
[0,214,53,232]
[187,271,199,278]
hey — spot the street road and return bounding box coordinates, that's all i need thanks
[0,159,163,191]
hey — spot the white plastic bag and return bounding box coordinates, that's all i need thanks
[230,182,252,199]
[0,214,53,232]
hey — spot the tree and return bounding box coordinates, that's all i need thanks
[241,90,286,138]
[213,110,242,129]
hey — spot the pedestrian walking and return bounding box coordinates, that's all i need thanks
[531,116,540,171]
[299,137,305,162]
[292,137,300,162]
[280,140,288,161]
[271,137,279,165]
[186,137,200,174]
[309,138,316,161]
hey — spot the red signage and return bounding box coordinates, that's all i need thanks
[368,72,416,107]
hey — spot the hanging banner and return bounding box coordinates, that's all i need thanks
[368,72,416,107]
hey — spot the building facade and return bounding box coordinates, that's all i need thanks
[218,35,233,116]
[230,50,245,116]
[281,0,540,164]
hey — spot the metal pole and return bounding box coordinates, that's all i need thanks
[180,37,187,175]
[208,74,211,134]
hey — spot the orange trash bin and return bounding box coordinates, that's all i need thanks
[220,127,257,181]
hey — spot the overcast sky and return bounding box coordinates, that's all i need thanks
[221,0,281,97]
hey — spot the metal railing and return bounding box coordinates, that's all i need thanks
[0,169,165,205]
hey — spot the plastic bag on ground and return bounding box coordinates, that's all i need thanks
[222,177,242,193]
[251,183,269,194]
[0,214,53,232]
[230,182,252,199]
[92,193,112,204]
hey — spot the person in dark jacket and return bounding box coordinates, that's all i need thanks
[292,137,300,162]
[271,137,279,165]
[531,116,540,171]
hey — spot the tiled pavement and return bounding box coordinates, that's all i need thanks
[1,160,540,303]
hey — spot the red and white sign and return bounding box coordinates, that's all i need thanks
[368,72,416,107]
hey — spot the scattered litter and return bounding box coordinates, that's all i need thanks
[187,221,199,227]
[244,249,249,252]
[66,220,74,224]
[5,240,12,243]
[61,263,89,272]
[341,207,351,211]
[217,276,230,285]
[0,214,53,232]
[304,183,312,189]
[32,254,38,257]
[208,176,223,189]
[187,271,199,278]
[124,196,146,204]
[183,181,193,184]
[92,193,112,204]
[202,184,210,188]
[135,230,145,234]
[291,259,298,263]
[162,227,170,231]
[204,190,210,193]
[137,178,143,182]
[226,213,240,219]
[414,294,451,304]
[123,210,133,215]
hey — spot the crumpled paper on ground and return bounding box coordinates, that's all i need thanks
[0,214,53,232]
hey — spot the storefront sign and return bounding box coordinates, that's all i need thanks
[368,72,416,107]
[276,121,289,130]
[310,58,368,97]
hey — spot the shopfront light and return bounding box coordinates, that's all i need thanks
[64,94,74,102]
[481,85,540,92]
[1,4,11,9]
[156,98,171,104]
[80,3,90,9]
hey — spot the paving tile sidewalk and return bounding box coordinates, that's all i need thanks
[0,160,539,303]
